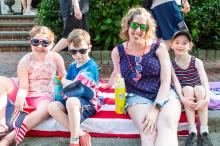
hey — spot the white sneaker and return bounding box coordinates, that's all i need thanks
[23,10,36,15]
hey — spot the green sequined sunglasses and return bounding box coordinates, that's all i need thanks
[129,22,149,31]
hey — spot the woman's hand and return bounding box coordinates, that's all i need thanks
[195,99,208,111]
[180,97,197,110]
[141,106,160,134]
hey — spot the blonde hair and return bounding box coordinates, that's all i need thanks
[120,7,156,41]
[29,25,55,42]
[67,29,91,47]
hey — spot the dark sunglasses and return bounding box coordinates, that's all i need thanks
[68,48,88,55]
[31,39,51,47]
[129,22,149,31]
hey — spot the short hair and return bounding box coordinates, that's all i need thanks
[120,7,156,41]
[29,25,55,42]
[67,29,91,47]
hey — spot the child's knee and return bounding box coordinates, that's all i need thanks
[182,86,194,98]
[194,85,205,99]
[66,98,81,111]
[48,101,63,114]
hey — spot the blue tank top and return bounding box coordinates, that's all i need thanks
[118,41,161,101]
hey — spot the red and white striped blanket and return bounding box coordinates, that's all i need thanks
[26,85,189,138]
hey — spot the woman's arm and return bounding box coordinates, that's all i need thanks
[155,43,171,105]
[101,47,120,89]
[171,66,184,99]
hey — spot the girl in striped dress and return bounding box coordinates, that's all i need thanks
[171,30,213,146]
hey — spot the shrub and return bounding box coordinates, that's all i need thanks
[38,0,220,50]
[38,0,63,42]
[185,0,220,50]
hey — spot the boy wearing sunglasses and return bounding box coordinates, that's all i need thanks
[48,29,100,146]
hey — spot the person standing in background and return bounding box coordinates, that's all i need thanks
[52,0,89,52]
[144,0,190,47]
[22,0,36,15]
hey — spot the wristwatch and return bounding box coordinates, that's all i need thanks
[153,102,163,111]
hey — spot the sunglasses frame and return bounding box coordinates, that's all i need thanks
[68,48,89,55]
[129,22,149,31]
[31,39,51,47]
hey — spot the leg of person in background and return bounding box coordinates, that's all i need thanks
[52,38,69,52]
[155,98,181,146]
[52,16,73,52]
[127,104,156,146]
[22,0,36,15]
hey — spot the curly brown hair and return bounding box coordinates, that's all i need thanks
[120,6,156,41]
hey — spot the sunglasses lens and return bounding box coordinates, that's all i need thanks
[130,22,139,29]
[41,40,50,47]
[69,50,77,55]
[31,39,50,47]
[140,24,148,31]
[31,39,40,46]
[79,49,88,54]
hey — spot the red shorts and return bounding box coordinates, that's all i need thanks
[8,78,53,108]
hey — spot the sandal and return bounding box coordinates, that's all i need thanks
[0,124,9,138]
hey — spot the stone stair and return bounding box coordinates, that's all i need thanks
[0,15,37,51]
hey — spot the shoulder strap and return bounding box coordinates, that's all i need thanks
[117,44,126,58]
[150,40,160,55]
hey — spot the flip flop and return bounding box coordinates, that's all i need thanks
[0,124,9,138]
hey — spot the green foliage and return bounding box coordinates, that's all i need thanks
[88,0,142,50]
[38,0,63,41]
[184,0,220,49]
[37,0,220,50]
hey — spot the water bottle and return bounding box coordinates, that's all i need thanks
[54,75,63,101]
[115,74,126,114]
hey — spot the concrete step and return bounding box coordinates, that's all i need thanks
[0,22,36,31]
[0,41,30,51]
[16,132,220,146]
[0,31,29,41]
[0,15,37,23]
